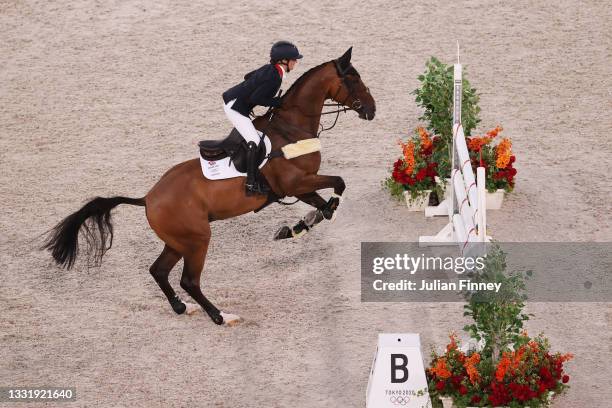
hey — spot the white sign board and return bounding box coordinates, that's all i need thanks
[366,333,431,408]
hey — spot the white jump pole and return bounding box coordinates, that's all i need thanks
[477,166,486,242]
[419,44,490,249]
[424,46,463,218]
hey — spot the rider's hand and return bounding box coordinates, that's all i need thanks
[270,97,282,108]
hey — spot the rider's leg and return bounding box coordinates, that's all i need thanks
[223,100,260,144]
[223,100,265,195]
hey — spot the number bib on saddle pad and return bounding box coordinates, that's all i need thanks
[198,128,272,180]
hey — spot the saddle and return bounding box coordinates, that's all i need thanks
[199,129,267,173]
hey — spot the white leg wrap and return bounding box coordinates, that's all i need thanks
[184,303,200,315]
[220,311,243,326]
[330,193,343,223]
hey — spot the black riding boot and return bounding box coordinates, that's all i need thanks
[245,141,268,196]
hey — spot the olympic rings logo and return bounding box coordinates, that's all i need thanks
[389,395,411,405]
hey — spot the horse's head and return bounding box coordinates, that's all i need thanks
[328,47,376,120]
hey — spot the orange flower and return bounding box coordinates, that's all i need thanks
[464,353,481,384]
[511,346,526,370]
[495,353,512,382]
[496,138,512,169]
[398,139,415,175]
[447,332,459,352]
[417,127,433,150]
[467,136,492,152]
[430,358,452,379]
[487,125,503,138]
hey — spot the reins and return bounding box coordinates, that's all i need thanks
[266,60,362,140]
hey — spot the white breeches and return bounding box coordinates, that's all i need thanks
[223,99,261,144]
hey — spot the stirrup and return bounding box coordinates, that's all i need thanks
[245,181,269,196]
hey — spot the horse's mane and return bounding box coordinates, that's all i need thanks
[282,61,331,99]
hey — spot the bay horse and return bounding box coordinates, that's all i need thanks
[43,47,376,326]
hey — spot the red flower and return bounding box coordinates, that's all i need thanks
[562,375,570,383]
[538,381,547,394]
[435,381,445,391]
[426,162,438,177]
[458,385,468,395]
[489,382,510,406]
[470,395,481,404]
[508,382,533,402]
[416,168,427,181]
[539,366,552,380]
[393,159,404,171]
[509,155,516,164]
[451,375,463,388]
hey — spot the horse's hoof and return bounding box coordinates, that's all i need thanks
[291,220,309,238]
[170,296,187,314]
[220,311,243,327]
[184,303,200,315]
[329,194,343,223]
[322,195,342,221]
[274,225,293,240]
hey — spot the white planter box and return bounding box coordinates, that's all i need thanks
[440,397,453,408]
[403,190,431,211]
[438,391,554,407]
[486,189,505,210]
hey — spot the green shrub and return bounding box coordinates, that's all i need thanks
[413,57,481,147]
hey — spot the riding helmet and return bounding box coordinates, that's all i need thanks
[270,41,303,62]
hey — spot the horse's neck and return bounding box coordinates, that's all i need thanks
[278,67,333,137]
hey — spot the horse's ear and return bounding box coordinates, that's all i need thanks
[338,47,353,65]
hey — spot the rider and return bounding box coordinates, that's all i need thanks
[222,40,302,195]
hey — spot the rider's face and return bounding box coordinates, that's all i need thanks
[287,59,298,71]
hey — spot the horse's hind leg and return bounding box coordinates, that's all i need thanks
[150,244,196,315]
[179,236,242,326]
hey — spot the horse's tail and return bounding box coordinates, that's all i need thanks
[43,196,146,270]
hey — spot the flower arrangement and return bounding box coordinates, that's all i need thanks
[466,126,517,193]
[428,333,572,407]
[387,56,519,207]
[426,246,572,407]
[383,127,442,202]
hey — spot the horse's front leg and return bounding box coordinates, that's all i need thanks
[273,175,345,240]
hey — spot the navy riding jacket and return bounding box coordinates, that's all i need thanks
[222,64,283,116]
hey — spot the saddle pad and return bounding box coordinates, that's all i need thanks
[200,134,272,180]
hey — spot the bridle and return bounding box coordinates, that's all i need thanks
[329,59,364,113]
[271,59,367,139]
